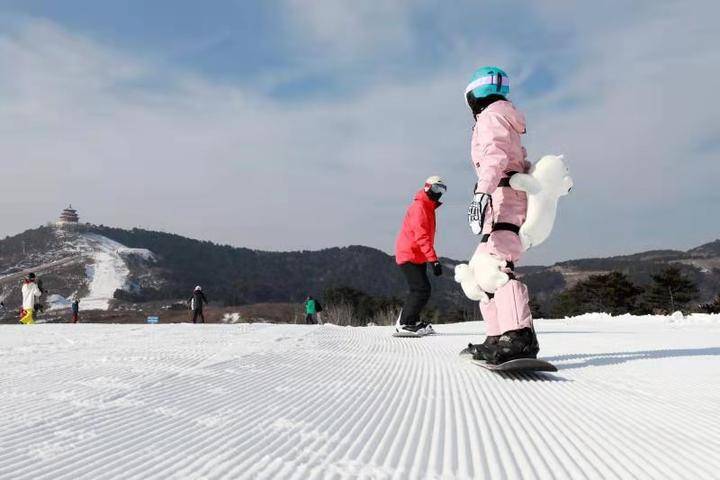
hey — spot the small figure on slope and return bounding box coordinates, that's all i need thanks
[71,298,80,323]
[460,66,538,363]
[20,273,42,325]
[304,296,323,324]
[188,286,208,323]
[394,176,446,336]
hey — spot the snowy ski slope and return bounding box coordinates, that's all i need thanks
[79,234,134,310]
[1,314,719,479]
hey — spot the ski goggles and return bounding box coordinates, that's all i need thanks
[426,182,447,194]
[465,74,509,95]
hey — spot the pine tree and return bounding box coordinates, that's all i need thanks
[697,294,720,314]
[551,271,643,317]
[529,296,544,318]
[645,266,699,313]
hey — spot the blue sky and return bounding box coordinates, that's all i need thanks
[0,0,718,265]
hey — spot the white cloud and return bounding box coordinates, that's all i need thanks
[280,0,414,60]
[1,2,718,266]
[0,19,469,257]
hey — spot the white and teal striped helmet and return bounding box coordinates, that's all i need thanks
[465,66,510,104]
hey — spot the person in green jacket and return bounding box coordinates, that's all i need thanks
[305,296,322,324]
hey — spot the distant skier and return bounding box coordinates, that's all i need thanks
[71,298,80,323]
[20,273,43,325]
[188,286,208,323]
[304,296,322,324]
[461,66,538,363]
[34,277,47,315]
[394,176,446,336]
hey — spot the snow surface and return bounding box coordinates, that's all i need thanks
[45,294,72,311]
[79,234,133,311]
[29,232,155,311]
[1,315,719,479]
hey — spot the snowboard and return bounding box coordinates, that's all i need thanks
[392,330,426,338]
[472,358,557,373]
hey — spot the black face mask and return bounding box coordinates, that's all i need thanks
[466,93,506,117]
[425,189,443,202]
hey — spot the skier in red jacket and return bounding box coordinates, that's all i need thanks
[394,176,446,336]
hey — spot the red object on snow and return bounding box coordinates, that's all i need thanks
[395,190,440,265]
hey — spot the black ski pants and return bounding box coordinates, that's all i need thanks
[399,262,431,325]
[191,309,205,323]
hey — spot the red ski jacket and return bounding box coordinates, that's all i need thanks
[395,190,440,265]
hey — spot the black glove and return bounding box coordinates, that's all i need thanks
[432,262,443,276]
[468,191,491,235]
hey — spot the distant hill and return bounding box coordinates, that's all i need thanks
[1,223,718,321]
[0,224,473,318]
[518,241,720,312]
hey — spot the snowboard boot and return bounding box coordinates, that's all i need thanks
[396,322,429,336]
[487,328,539,364]
[395,313,434,336]
[420,323,436,335]
[459,335,500,359]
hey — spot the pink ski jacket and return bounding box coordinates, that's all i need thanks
[471,100,529,194]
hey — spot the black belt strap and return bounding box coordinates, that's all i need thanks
[492,222,520,234]
[497,171,518,188]
[497,177,512,187]
[480,222,520,244]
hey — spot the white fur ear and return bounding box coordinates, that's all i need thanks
[509,173,541,195]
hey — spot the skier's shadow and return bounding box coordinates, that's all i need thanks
[546,347,720,370]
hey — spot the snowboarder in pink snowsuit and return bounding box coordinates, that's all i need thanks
[462,66,538,363]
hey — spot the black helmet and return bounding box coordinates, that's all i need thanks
[27,272,36,280]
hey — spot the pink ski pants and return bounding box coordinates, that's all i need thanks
[476,187,533,336]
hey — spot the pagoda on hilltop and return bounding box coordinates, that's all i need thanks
[58,205,80,225]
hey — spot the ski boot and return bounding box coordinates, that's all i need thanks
[459,335,500,359]
[487,328,539,364]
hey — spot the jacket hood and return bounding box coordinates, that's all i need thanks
[479,100,526,134]
[415,189,442,208]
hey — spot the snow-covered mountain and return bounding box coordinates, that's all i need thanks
[0,224,475,317]
[1,223,719,320]
[0,226,159,313]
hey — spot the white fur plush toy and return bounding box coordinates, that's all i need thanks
[454,252,511,304]
[454,154,573,302]
[509,154,573,251]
